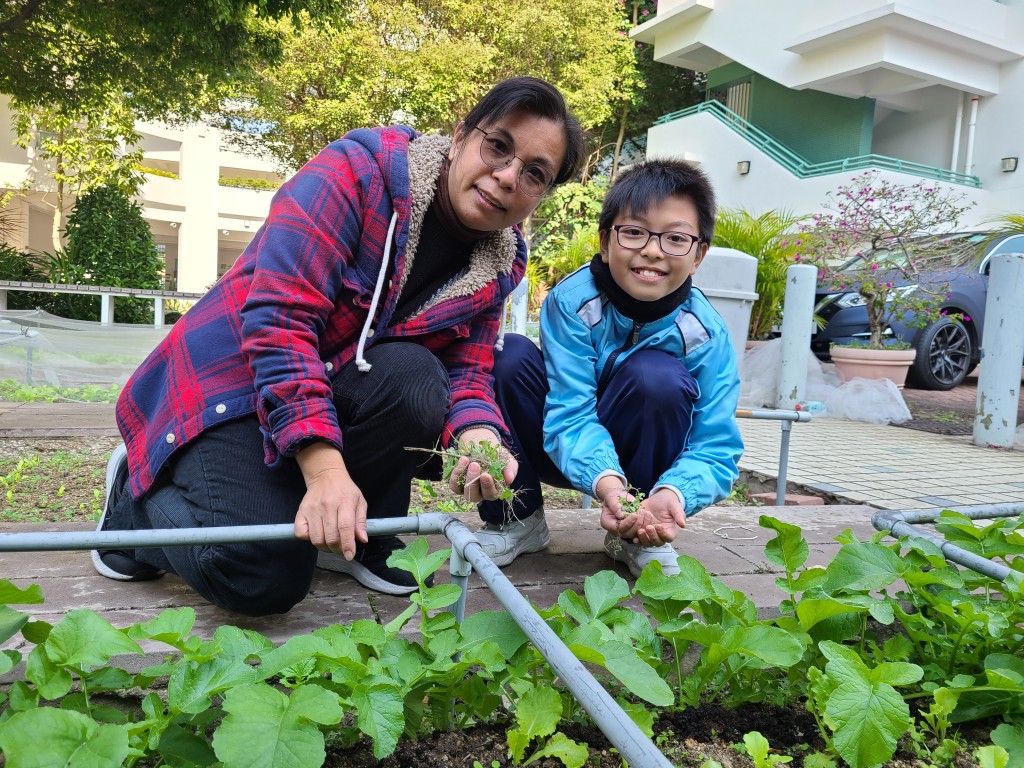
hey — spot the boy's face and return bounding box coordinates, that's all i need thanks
[600,194,707,303]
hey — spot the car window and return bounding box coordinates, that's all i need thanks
[981,233,1024,275]
[839,234,984,273]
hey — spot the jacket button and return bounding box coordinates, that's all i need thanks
[215,404,226,414]
[325,362,334,372]
[366,328,375,338]
[165,433,175,443]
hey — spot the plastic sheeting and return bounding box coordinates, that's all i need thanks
[740,338,912,425]
[0,310,168,390]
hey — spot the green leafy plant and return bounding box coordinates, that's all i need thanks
[219,176,281,192]
[712,208,803,340]
[738,731,793,768]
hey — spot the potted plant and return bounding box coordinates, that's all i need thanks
[797,171,975,388]
[712,207,803,343]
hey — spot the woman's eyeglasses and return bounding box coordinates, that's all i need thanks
[612,225,703,257]
[473,126,554,197]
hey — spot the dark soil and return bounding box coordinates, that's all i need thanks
[324,701,986,768]
[897,377,1024,437]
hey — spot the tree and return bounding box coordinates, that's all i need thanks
[222,0,640,171]
[12,97,143,251]
[591,0,705,182]
[61,184,164,323]
[0,0,332,120]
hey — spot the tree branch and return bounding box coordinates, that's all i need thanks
[0,0,47,37]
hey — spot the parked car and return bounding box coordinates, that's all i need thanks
[811,231,1024,390]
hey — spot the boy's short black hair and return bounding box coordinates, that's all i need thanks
[462,76,588,186]
[598,159,717,245]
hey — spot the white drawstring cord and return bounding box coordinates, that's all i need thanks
[355,212,398,372]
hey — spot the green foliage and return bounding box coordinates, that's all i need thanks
[0,0,335,121]
[712,208,803,340]
[1,513,1020,766]
[137,165,180,179]
[63,184,164,323]
[219,176,281,192]
[221,0,638,171]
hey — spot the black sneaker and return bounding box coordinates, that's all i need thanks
[90,444,163,582]
[316,536,432,595]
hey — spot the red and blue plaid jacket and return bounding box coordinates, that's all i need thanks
[117,126,526,498]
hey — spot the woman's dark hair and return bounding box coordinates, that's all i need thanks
[598,159,717,245]
[462,76,587,186]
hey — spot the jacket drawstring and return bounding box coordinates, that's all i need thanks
[355,212,398,372]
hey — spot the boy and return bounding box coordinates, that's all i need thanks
[470,159,743,576]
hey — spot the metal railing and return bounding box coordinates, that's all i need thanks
[654,101,983,188]
[0,514,674,767]
[0,280,204,328]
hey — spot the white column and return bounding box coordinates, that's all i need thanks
[964,96,980,177]
[177,126,220,292]
[950,93,964,173]
[153,297,165,329]
[100,295,114,325]
[973,253,1024,449]
[776,264,818,409]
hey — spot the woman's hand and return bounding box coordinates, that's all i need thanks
[447,427,519,503]
[294,442,368,559]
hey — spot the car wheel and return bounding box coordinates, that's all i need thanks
[907,317,973,390]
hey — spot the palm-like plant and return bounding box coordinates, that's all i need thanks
[987,213,1024,233]
[712,208,803,340]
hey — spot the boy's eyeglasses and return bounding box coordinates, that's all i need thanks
[472,126,554,197]
[612,225,703,257]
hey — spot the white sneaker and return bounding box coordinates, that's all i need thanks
[473,509,550,566]
[603,532,680,578]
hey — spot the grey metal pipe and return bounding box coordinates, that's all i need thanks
[0,513,672,766]
[736,408,811,506]
[872,503,1024,582]
[434,514,675,768]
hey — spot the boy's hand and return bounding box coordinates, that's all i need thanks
[447,428,518,503]
[638,489,687,546]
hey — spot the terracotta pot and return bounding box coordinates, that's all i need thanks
[829,346,917,390]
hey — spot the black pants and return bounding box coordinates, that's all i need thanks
[478,333,698,524]
[117,342,450,616]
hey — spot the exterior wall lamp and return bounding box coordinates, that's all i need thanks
[737,160,751,175]
[1001,157,1018,173]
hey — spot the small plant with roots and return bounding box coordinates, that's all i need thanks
[407,440,518,505]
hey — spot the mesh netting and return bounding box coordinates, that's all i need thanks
[0,310,169,393]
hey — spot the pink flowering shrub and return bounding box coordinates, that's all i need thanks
[795,171,975,349]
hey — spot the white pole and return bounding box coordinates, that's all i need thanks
[509,278,529,336]
[964,96,979,176]
[973,253,1024,449]
[776,264,818,409]
[100,294,114,325]
[950,94,964,173]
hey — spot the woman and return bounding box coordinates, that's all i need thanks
[92,76,587,616]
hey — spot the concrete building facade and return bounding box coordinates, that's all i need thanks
[632,0,1024,223]
[0,97,287,293]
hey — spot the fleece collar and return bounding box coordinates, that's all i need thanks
[400,133,518,314]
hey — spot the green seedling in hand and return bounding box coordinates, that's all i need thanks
[408,440,518,504]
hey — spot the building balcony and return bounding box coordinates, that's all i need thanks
[634,0,1024,106]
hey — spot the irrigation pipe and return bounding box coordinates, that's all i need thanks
[872,502,1024,583]
[736,408,812,506]
[0,514,674,768]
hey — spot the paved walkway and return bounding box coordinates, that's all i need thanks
[740,415,1024,510]
[0,398,1021,654]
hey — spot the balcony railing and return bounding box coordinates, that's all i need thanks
[654,101,983,188]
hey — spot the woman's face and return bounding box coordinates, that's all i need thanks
[447,110,566,232]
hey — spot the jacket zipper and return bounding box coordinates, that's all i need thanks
[596,321,643,395]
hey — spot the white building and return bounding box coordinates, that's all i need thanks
[631,0,1024,223]
[0,96,287,293]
